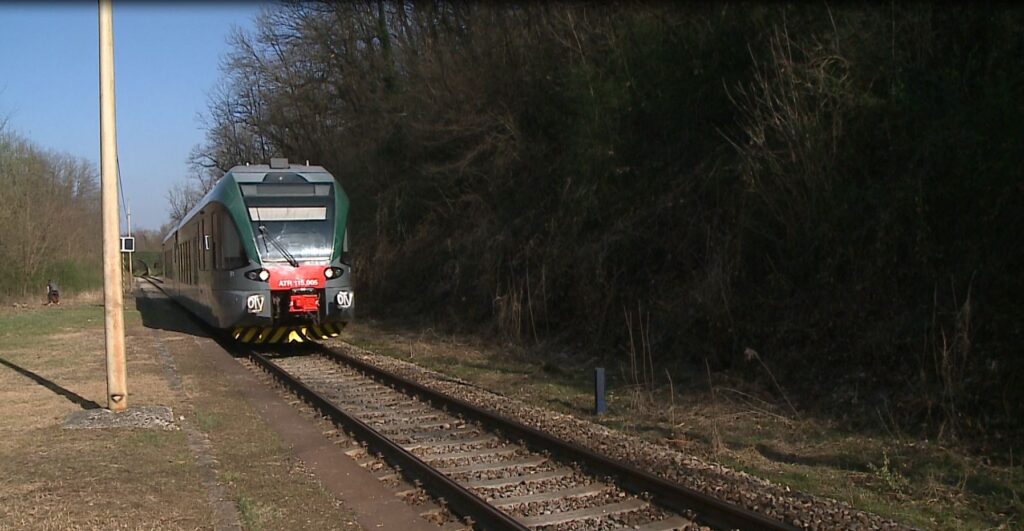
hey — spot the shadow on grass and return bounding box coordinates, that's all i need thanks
[544,397,592,416]
[0,356,101,410]
[755,443,873,472]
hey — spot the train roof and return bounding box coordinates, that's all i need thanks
[162,161,341,244]
[226,163,335,182]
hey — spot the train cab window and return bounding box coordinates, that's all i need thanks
[247,205,334,262]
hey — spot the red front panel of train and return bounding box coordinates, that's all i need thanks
[266,265,325,291]
[288,294,320,313]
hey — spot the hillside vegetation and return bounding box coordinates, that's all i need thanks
[186,3,1023,451]
[0,127,102,299]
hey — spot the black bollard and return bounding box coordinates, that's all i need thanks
[594,367,606,415]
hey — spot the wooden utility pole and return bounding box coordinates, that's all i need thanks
[99,0,127,412]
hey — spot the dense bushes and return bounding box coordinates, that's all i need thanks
[187,3,1023,446]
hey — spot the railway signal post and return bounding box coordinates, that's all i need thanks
[99,0,127,412]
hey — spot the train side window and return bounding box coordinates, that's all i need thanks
[199,219,205,271]
[209,214,217,269]
[217,211,246,270]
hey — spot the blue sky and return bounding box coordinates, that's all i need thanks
[0,2,263,230]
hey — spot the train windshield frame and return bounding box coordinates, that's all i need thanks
[244,185,335,263]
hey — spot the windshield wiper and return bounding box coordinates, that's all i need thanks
[258,225,300,268]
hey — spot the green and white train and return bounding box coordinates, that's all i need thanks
[161,159,354,343]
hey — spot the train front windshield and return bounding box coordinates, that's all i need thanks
[242,180,335,263]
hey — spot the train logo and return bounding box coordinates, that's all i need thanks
[336,291,354,308]
[246,294,265,314]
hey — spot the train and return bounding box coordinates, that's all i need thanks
[161,158,353,343]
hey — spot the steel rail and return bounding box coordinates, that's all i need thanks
[316,344,800,531]
[247,350,529,531]
[140,277,527,530]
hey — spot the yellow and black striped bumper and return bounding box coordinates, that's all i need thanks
[230,322,346,344]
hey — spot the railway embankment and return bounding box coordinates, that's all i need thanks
[332,320,1022,530]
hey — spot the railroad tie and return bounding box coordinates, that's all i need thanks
[490,484,608,508]
[403,435,498,451]
[420,446,518,463]
[464,468,573,489]
[437,455,547,476]
[517,498,648,528]
[630,516,696,531]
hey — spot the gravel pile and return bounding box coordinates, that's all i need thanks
[330,340,914,530]
[64,405,179,431]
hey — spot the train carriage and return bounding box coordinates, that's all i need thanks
[161,159,353,343]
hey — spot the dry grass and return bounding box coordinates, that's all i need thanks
[0,300,215,530]
[0,288,103,310]
[0,295,361,531]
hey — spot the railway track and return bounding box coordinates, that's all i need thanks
[142,277,797,530]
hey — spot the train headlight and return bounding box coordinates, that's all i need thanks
[324,266,344,279]
[245,268,270,282]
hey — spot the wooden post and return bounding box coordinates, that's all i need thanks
[99,0,127,412]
